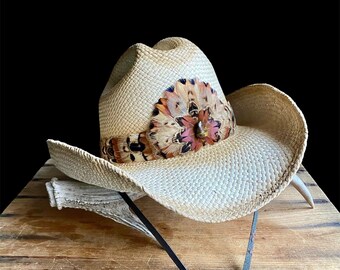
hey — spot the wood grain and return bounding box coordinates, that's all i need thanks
[0,160,339,269]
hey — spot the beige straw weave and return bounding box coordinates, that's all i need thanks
[47,37,307,222]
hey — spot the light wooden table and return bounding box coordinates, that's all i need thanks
[0,160,340,269]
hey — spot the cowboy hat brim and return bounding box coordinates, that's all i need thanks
[47,83,307,223]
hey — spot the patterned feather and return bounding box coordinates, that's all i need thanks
[148,112,184,156]
[101,133,157,163]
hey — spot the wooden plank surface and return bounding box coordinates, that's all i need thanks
[0,160,339,269]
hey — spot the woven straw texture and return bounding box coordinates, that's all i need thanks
[47,37,307,223]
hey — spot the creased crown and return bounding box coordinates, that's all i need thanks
[99,37,225,139]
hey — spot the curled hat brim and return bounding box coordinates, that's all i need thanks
[47,83,307,223]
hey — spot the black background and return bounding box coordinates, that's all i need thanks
[1,2,339,212]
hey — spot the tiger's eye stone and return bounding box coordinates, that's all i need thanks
[194,121,208,139]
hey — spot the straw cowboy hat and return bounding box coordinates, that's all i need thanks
[47,37,308,223]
